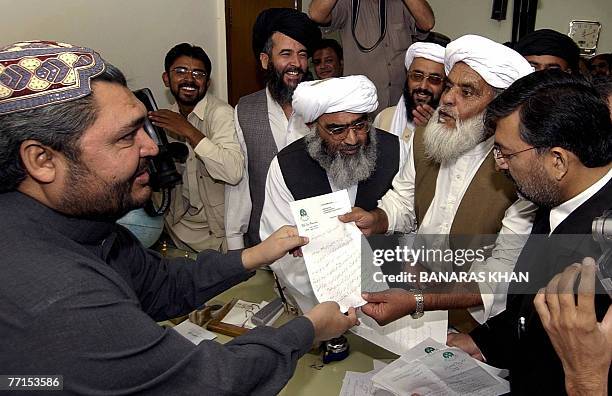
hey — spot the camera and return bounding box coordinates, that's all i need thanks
[592,210,612,298]
[132,88,188,215]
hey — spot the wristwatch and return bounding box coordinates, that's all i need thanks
[409,289,424,319]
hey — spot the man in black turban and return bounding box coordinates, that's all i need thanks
[251,8,322,107]
[515,29,581,74]
[225,9,322,251]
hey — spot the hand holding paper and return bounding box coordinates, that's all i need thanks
[290,190,367,312]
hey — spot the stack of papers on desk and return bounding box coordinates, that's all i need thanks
[339,361,394,396]
[370,338,509,395]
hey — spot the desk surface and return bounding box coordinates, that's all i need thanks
[210,269,398,395]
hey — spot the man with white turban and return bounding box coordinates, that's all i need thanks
[340,35,538,330]
[260,75,407,311]
[374,42,446,141]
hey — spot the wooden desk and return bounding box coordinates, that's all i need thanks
[211,269,398,395]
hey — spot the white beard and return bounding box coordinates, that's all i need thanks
[423,108,487,163]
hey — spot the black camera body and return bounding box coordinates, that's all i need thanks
[132,88,188,214]
[592,210,612,298]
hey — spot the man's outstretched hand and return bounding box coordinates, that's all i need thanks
[338,207,388,236]
[241,225,308,270]
[360,289,415,326]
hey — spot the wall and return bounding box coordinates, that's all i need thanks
[2,0,609,108]
[427,0,611,53]
[0,0,228,108]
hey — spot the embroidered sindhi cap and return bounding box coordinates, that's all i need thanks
[0,40,106,115]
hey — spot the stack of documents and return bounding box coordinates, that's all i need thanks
[370,338,509,395]
[339,361,394,396]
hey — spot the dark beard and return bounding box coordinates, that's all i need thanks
[505,164,563,209]
[170,82,206,107]
[58,159,150,221]
[402,84,440,122]
[305,128,378,189]
[265,65,305,106]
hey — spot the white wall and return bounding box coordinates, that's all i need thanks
[3,0,609,108]
[0,0,228,108]
[427,0,611,53]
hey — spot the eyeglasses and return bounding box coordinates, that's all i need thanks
[408,71,445,86]
[171,67,207,80]
[317,119,370,139]
[493,146,539,165]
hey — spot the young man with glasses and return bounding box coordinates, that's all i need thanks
[259,75,407,312]
[148,43,243,252]
[374,42,445,142]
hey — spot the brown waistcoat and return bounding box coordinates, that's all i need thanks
[412,127,517,332]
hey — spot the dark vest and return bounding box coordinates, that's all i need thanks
[237,89,278,247]
[277,130,400,210]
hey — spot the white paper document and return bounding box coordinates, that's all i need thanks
[290,190,367,312]
[372,338,510,396]
[339,362,394,396]
[172,320,217,345]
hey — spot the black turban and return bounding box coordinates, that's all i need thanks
[252,8,322,58]
[515,29,580,72]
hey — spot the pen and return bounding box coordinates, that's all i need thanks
[272,272,289,311]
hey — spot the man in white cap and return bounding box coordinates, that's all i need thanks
[340,35,537,330]
[374,42,446,142]
[260,75,406,311]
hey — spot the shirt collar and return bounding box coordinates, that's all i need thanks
[170,94,208,121]
[266,87,285,118]
[549,167,612,234]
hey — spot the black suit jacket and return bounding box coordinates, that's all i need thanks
[470,178,612,395]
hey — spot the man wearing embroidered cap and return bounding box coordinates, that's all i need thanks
[225,8,322,251]
[374,41,446,141]
[260,75,406,311]
[341,35,538,330]
[0,41,358,394]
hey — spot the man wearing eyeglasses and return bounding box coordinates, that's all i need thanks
[448,70,612,396]
[260,75,406,311]
[374,42,446,142]
[148,43,243,252]
[341,35,537,331]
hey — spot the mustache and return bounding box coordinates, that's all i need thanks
[178,82,198,90]
[135,159,150,177]
[412,88,433,98]
[438,106,458,121]
[283,65,305,75]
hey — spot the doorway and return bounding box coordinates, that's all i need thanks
[225,0,302,106]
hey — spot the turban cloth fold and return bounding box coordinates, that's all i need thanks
[445,35,534,89]
[252,8,322,58]
[404,42,445,70]
[291,75,378,123]
[515,29,580,72]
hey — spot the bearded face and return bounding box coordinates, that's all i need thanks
[265,62,307,106]
[422,106,487,163]
[262,32,309,106]
[305,125,378,189]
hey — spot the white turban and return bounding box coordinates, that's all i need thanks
[291,75,378,123]
[404,42,445,70]
[445,34,534,89]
